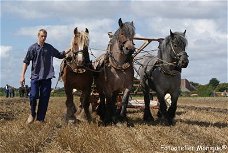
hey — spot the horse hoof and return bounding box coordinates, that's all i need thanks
[68,119,76,124]
[98,121,104,127]
[117,114,127,123]
[157,111,162,118]
[167,118,175,126]
[143,114,154,122]
[98,120,111,127]
[127,122,134,127]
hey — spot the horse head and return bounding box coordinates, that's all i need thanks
[161,30,189,69]
[169,29,189,68]
[110,18,136,65]
[117,18,136,56]
[70,27,90,66]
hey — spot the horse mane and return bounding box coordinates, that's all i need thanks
[110,22,135,44]
[71,30,89,51]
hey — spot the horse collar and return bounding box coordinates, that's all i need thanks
[108,54,132,70]
[160,66,180,76]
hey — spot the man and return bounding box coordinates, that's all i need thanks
[5,84,9,98]
[20,29,65,124]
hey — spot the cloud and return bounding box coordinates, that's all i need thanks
[130,1,226,19]
[0,45,12,58]
[0,47,26,87]
[2,1,227,22]
[1,1,227,87]
[2,2,49,19]
[1,1,124,20]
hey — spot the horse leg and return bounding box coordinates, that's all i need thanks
[143,86,154,122]
[78,89,92,123]
[104,94,113,125]
[65,88,76,123]
[167,92,179,125]
[96,92,106,122]
[119,88,130,120]
[118,88,134,127]
[157,93,168,123]
[111,91,118,123]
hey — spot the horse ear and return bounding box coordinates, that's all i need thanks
[118,18,123,28]
[183,30,186,36]
[170,29,174,38]
[131,21,134,26]
[85,28,89,33]
[74,27,78,35]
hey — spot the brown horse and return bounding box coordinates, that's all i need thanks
[94,18,136,125]
[61,27,93,124]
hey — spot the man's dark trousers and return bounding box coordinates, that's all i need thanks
[30,78,52,121]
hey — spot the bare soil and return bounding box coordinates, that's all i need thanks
[0,97,227,153]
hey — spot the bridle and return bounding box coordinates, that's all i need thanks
[65,49,87,73]
[154,40,188,76]
[170,41,188,64]
[107,38,134,70]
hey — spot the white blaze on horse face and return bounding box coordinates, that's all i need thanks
[77,52,83,62]
[78,41,84,51]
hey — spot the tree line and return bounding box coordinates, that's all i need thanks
[190,78,228,97]
[0,78,227,97]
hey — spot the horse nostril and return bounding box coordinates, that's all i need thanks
[126,47,129,50]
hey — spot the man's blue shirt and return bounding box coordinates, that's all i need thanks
[23,42,65,80]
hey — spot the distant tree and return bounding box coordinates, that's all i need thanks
[190,81,200,88]
[51,87,65,97]
[0,87,5,96]
[208,78,220,89]
[215,83,228,92]
[197,85,213,97]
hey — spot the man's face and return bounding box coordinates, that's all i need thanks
[38,31,47,44]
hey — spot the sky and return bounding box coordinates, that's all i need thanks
[0,0,227,88]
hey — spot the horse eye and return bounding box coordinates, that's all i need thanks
[123,40,127,44]
[174,44,177,47]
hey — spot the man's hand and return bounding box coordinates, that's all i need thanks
[20,76,25,86]
[20,63,28,86]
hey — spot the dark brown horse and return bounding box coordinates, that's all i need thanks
[61,27,93,124]
[94,18,136,125]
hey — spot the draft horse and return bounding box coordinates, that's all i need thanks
[139,30,189,125]
[61,27,93,123]
[94,18,136,125]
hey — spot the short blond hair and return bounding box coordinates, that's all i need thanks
[38,29,47,36]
